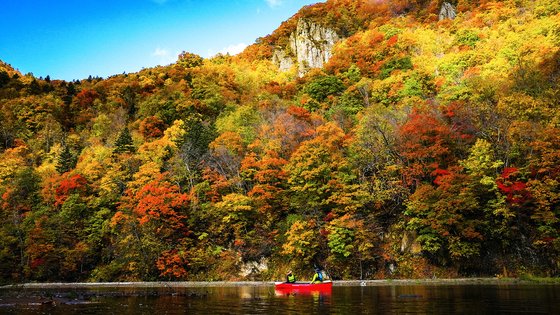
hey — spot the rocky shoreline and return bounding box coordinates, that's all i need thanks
[2,277,558,290]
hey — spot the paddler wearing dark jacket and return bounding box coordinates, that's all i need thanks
[311,268,323,284]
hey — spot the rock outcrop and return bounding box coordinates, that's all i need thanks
[239,258,268,279]
[400,231,422,255]
[273,19,341,76]
[272,49,294,72]
[439,2,457,20]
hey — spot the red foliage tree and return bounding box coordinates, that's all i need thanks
[75,88,100,108]
[496,167,530,205]
[397,107,460,187]
[139,116,166,139]
[54,174,88,207]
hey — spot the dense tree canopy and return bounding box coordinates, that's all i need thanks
[1,0,559,283]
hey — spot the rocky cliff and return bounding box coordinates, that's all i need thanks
[272,19,340,76]
[439,2,457,20]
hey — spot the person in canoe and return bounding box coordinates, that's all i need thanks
[311,268,323,284]
[286,270,296,283]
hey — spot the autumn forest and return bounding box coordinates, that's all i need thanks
[1,0,559,283]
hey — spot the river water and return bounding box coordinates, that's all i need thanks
[1,283,559,314]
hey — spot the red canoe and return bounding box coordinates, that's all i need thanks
[274,281,333,295]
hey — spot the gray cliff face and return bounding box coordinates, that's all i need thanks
[272,49,294,72]
[439,2,457,20]
[273,19,340,76]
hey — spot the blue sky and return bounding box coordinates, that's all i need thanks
[0,0,322,80]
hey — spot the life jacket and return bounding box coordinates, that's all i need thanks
[316,271,323,281]
[287,274,296,283]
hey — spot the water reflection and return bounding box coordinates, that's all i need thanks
[1,284,559,314]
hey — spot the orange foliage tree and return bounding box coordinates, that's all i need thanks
[111,174,191,280]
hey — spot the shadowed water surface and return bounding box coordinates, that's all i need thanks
[1,284,559,314]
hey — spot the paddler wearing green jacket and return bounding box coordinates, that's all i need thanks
[286,270,296,283]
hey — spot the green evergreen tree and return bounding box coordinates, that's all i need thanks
[56,145,77,174]
[27,79,41,95]
[120,86,137,118]
[113,127,135,154]
[0,71,9,88]
[62,82,76,105]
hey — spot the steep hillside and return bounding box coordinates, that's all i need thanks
[0,0,559,283]
[0,61,21,77]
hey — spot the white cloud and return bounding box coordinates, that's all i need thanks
[218,43,248,56]
[152,47,176,65]
[152,47,169,57]
[266,0,283,8]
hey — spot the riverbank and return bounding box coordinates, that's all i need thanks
[2,277,559,290]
